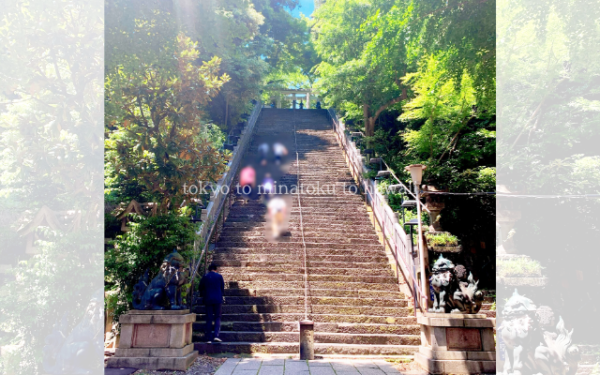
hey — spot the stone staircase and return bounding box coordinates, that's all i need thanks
[575,345,600,375]
[480,292,496,319]
[193,109,420,357]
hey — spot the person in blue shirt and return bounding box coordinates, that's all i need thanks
[199,263,225,343]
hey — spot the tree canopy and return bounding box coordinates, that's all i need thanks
[312,0,495,136]
[0,0,103,373]
[103,0,314,320]
[311,0,496,252]
[105,34,230,211]
[497,0,600,342]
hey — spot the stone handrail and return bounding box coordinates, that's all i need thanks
[326,108,425,314]
[334,126,429,213]
[188,101,262,302]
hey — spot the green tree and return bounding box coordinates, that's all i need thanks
[496,0,600,343]
[313,0,404,136]
[105,34,230,211]
[0,0,103,373]
[312,0,495,136]
[497,0,600,192]
[105,212,196,319]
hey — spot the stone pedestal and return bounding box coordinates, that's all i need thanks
[416,313,496,375]
[106,310,198,371]
[299,320,314,360]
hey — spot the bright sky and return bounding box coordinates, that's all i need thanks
[287,0,315,18]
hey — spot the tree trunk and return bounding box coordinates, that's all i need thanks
[225,96,229,129]
[363,104,373,136]
[364,89,407,137]
[365,117,376,137]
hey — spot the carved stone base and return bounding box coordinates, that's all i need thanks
[106,310,198,371]
[415,313,496,375]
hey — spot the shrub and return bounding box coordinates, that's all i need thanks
[497,257,544,278]
[426,232,460,247]
[104,211,198,322]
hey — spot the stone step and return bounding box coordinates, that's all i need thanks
[222,221,373,229]
[273,181,357,186]
[218,273,397,284]
[219,231,380,241]
[479,303,495,311]
[222,288,405,299]
[286,179,357,183]
[215,242,383,250]
[194,342,419,356]
[194,304,413,317]
[224,216,373,224]
[214,255,389,267]
[193,321,420,335]
[230,201,367,208]
[576,365,599,375]
[224,222,375,230]
[232,192,365,198]
[212,259,390,269]
[217,266,393,277]
[579,354,599,364]
[195,313,416,325]
[225,212,370,220]
[197,295,408,307]
[213,248,388,258]
[192,331,420,346]
[227,206,366,216]
[225,280,406,291]
[230,203,365,210]
[223,218,373,226]
[213,251,386,259]
[229,202,368,209]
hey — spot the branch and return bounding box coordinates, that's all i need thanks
[420,0,489,21]
[437,128,462,164]
[136,94,150,128]
[437,93,473,163]
[510,99,544,148]
[51,50,67,94]
[395,78,403,90]
[372,89,407,122]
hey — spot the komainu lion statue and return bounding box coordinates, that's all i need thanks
[132,249,190,310]
[43,289,104,374]
[428,254,483,314]
[499,290,580,375]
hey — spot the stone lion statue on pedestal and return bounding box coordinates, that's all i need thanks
[498,290,580,375]
[132,249,190,310]
[428,254,483,314]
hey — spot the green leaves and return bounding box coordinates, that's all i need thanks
[399,54,480,161]
[105,32,229,211]
[105,213,197,320]
[497,0,600,194]
[312,0,496,248]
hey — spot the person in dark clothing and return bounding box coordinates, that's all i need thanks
[199,263,225,343]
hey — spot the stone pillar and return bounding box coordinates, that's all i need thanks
[104,290,119,349]
[496,184,522,255]
[496,209,521,254]
[106,310,198,371]
[416,313,496,374]
[299,320,315,360]
[306,92,310,108]
[422,185,447,232]
[276,97,281,108]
